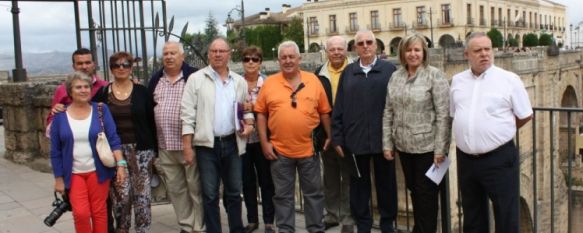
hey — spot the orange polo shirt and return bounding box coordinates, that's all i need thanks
[254,70,331,158]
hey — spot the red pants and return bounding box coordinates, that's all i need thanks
[69,171,110,233]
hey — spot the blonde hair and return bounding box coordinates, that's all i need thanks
[398,34,428,67]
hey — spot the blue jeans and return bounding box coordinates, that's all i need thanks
[196,136,243,233]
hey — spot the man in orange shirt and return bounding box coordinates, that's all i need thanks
[255,41,332,233]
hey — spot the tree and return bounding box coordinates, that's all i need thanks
[283,17,305,52]
[487,28,503,48]
[204,12,220,46]
[508,37,519,47]
[523,33,539,47]
[539,33,553,46]
[245,25,283,60]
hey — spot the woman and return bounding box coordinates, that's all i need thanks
[382,34,451,233]
[94,52,157,233]
[50,71,126,233]
[240,46,275,233]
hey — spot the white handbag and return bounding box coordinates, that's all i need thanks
[96,103,115,168]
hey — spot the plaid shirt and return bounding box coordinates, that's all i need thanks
[153,72,186,150]
[247,74,265,143]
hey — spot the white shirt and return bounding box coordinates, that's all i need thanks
[211,67,236,137]
[450,65,532,154]
[67,109,96,173]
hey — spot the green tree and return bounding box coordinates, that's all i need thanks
[539,33,553,46]
[487,28,503,48]
[508,37,519,47]
[283,17,305,52]
[204,12,220,46]
[523,33,539,47]
[245,25,283,60]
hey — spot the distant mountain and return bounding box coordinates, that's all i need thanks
[0,51,71,76]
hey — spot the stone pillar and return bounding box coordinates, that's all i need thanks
[0,81,58,163]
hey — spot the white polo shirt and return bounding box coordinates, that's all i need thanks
[450,65,532,154]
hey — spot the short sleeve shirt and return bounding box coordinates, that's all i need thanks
[254,70,331,158]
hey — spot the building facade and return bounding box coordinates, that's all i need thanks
[302,0,566,53]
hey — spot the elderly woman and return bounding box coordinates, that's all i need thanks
[93,52,157,233]
[382,34,451,233]
[240,46,275,233]
[50,71,126,233]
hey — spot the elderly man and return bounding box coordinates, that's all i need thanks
[450,32,532,233]
[148,41,203,233]
[47,48,109,126]
[181,37,254,233]
[332,30,398,233]
[254,41,331,233]
[314,35,354,233]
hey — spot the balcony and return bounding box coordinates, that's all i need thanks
[479,18,486,27]
[389,22,406,31]
[491,19,498,27]
[467,17,475,26]
[367,24,382,33]
[413,20,429,29]
[307,29,319,38]
[326,28,339,36]
[438,18,454,27]
[516,20,526,28]
[345,25,359,34]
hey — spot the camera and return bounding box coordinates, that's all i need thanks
[44,192,71,227]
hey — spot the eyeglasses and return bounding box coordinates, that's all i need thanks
[243,56,261,63]
[290,83,305,108]
[356,40,374,47]
[110,62,132,69]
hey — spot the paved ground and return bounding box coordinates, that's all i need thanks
[0,126,358,233]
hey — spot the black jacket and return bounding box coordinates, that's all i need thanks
[147,62,198,99]
[313,65,334,151]
[93,83,157,151]
[331,59,396,155]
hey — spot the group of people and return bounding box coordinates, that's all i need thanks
[48,29,532,233]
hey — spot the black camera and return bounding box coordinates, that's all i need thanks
[44,192,71,227]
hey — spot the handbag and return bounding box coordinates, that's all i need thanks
[96,103,116,167]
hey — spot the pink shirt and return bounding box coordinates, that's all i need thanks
[46,75,109,125]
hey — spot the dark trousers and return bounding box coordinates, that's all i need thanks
[350,153,397,233]
[242,142,275,225]
[399,152,440,233]
[196,136,244,233]
[107,197,114,233]
[457,141,519,233]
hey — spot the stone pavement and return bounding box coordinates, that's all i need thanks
[0,126,368,233]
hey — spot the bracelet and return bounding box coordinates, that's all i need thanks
[116,159,127,167]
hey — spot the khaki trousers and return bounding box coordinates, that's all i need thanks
[158,150,205,232]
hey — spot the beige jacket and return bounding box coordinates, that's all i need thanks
[181,65,253,155]
[382,65,451,155]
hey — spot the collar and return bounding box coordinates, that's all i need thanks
[208,66,232,82]
[328,59,348,74]
[162,70,184,83]
[359,57,377,71]
[470,65,494,79]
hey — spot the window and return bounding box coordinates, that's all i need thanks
[370,10,380,30]
[498,8,503,26]
[507,9,511,26]
[393,8,402,27]
[491,7,495,26]
[416,6,426,25]
[349,12,358,31]
[441,4,451,24]
[479,5,484,25]
[308,17,319,35]
[329,15,337,33]
[467,4,472,25]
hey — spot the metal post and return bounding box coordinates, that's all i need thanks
[240,0,246,47]
[87,0,98,66]
[11,0,26,82]
[567,112,573,233]
[532,111,538,233]
[550,111,555,233]
[74,0,82,49]
[570,24,573,49]
[138,0,149,80]
[429,7,434,48]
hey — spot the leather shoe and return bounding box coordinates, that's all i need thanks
[324,221,339,230]
[264,226,275,233]
[340,225,354,233]
[179,230,189,233]
[245,223,259,233]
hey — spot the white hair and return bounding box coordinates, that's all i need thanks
[164,41,184,54]
[277,41,300,57]
[326,36,347,50]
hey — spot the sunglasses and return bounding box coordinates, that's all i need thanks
[290,83,305,108]
[110,62,132,69]
[356,40,374,47]
[243,56,261,63]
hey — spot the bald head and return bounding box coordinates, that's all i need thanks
[208,37,231,71]
[325,36,348,69]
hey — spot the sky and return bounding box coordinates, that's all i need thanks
[0,0,580,54]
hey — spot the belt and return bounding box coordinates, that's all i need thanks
[462,140,514,159]
[214,133,236,142]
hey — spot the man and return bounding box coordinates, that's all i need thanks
[148,41,203,233]
[181,37,254,233]
[254,41,331,233]
[47,48,109,126]
[450,32,532,233]
[314,36,354,233]
[332,30,398,233]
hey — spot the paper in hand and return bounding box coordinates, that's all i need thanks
[425,156,451,185]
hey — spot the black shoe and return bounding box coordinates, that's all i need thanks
[324,222,339,230]
[264,226,275,233]
[340,225,354,233]
[245,223,259,233]
[179,230,189,233]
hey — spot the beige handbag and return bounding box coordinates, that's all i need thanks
[97,103,115,168]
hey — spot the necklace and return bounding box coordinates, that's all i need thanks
[113,82,132,98]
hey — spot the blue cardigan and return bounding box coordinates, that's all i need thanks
[50,102,122,189]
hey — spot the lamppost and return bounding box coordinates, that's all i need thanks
[570,24,573,49]
[11,0,26,82]
[226,0,246,47]
[271,47,276,60]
